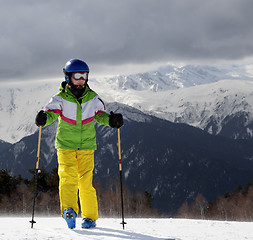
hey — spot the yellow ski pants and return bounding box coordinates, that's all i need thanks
[57,149,98,221]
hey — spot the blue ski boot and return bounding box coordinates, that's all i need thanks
[63,208,77,229]
[81,218,96,229]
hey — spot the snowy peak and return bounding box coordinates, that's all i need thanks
[0,81,59,143]
[93,78,253,139]
[145,80,253,137]
[1,63,253,143]
[103,64,253,92]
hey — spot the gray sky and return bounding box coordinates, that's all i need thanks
[1,0,253,82]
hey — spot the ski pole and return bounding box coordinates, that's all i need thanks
[30,126,42,228]
[117,128,127,229]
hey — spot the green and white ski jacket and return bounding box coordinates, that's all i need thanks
[44,81,110,150]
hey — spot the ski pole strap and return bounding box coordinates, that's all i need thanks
[117,128,122,171]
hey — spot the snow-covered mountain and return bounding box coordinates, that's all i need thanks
[103,63,253,91]
[0,80,58,143]
[1,63,253,143]
[140,80,253,139]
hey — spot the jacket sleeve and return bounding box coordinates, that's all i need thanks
[44,95,62,127]
[94,96,110,126]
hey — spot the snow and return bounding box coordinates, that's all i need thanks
[92,79,253,134]
[0,217,252,240]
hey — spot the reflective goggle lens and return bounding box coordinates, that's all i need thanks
[73,72,88,80]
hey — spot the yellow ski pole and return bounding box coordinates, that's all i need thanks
[30,126,42,228]
[117,128,127,229]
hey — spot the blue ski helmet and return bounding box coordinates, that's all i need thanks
[63,59,89,84]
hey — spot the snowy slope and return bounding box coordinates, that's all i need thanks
[87,79,253,139]
[0,80,59,143]
[1,64,253,143]
[119,80,253,134]
[0,217,252,240]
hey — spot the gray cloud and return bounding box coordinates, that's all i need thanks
[1,0,253,81]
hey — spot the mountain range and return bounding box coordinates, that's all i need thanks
[1,63,253,215]
[1,64,253,143]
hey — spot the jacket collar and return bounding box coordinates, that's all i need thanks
[59,81,91,97]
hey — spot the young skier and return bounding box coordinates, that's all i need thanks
[35,59,123,229]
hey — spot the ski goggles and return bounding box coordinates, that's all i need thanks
[72,72,89,80]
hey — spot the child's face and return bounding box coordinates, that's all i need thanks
[71,72,88,86]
